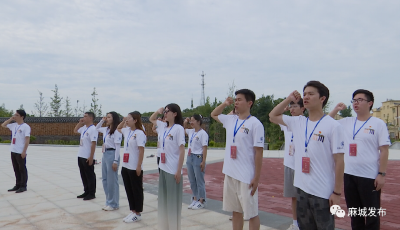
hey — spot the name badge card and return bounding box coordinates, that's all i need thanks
[289,144,294,156]
[230,145,237,159]
[80,139,83,146]
[12,138,16,144]
[123,153,129,163]
[349,143,357,156]
[188,148,191,156]
[302,157,310,173]
[161,153,166,163]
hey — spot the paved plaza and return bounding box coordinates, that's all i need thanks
[0,144,399,230]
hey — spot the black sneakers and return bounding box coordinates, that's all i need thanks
[8,186,19,192]
[83,195,96,201]
[15,187,27,193]
[77,193,88,198]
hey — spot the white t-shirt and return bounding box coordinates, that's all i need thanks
[158,124,186,175]
[77,125,98,159]
[98,127,123,149]
[120,127,147,170]
[186,129,209,154]
[280,124,295,170]
[156,120,167,157]
[7,123,31,154]
[283,115,344,199]
[218,114,265,184]
[336,117,391,179]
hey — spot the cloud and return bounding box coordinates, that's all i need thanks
[0,0,399,116]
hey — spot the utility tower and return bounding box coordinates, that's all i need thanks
[200,71,206,106]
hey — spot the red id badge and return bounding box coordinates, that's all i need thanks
[188,148,191,156]
[230,145,237,159]
[161,153,166,163]
[12,138,16,144]
[349,143,357,156]
[123,153,129,163]
[302,157,310,173]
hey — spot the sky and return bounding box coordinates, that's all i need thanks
[0,0,399,116]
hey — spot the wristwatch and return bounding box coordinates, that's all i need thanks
[378,172,386,176]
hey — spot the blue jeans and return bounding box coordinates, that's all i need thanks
[102,149,119,208]
[186,154,206,200]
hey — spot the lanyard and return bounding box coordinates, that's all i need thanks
[233,115,251,143]
[81,125,93,138]
[291,134,293,143]
[14,123,24,136]
[189,129,202,147]
[163,124,175,149]
[305,115,325,152]
[127,130,135,147]
[103,128,109,143]
[353,117,371,140]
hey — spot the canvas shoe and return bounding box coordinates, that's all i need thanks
[287,224,299,230]
[191,201,205,210]
[124,213,142,223]
[123,212,134,222]
[103,206,118,211]
[188,199,197,209]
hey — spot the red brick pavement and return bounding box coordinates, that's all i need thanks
[143,159,400,230]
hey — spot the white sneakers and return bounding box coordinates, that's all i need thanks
[191,201,205,210]
[287,224,300,230]
[103,206,118,211]
[188,200,197,209]
[188,200,205,210]
[123,213,142,223]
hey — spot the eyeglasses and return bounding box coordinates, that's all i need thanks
[351,98,370,104]
[163,110,170,114]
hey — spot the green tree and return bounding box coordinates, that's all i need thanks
[0,104,13,117]
[64,96,73,117]
[90,87,102,117]
[32,91,48,117]
[340,105,353,117]
[49,84,63,117]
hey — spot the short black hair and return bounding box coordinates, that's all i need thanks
[16,110,26,120]
[290,98,304,107]
[303,81,330,108]
[235,89,256,109]
[353,89,374,111]
[85,112,95,120]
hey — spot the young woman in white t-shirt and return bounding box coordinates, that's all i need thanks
[184,114,209,210]
[96,112,122,211]
[150,103,185,230]
[117,111,146,223]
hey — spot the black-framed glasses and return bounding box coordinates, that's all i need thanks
[163,109,170,114]
[351,98,370,104]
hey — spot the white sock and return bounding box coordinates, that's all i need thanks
[293,220,298,226]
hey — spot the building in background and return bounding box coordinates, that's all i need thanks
[372,99,400,139]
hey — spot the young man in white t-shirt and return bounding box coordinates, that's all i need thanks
[74,112,98,201]
[211,89,265,230]
[280,100,305,230]
[1,110,31,193]
[270,81,345,230]
[329,89,390,230]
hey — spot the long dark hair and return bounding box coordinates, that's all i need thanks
[191,114,203,125]
[165,103,183,126]
[129,111,145,134]
[107,111,120,135]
